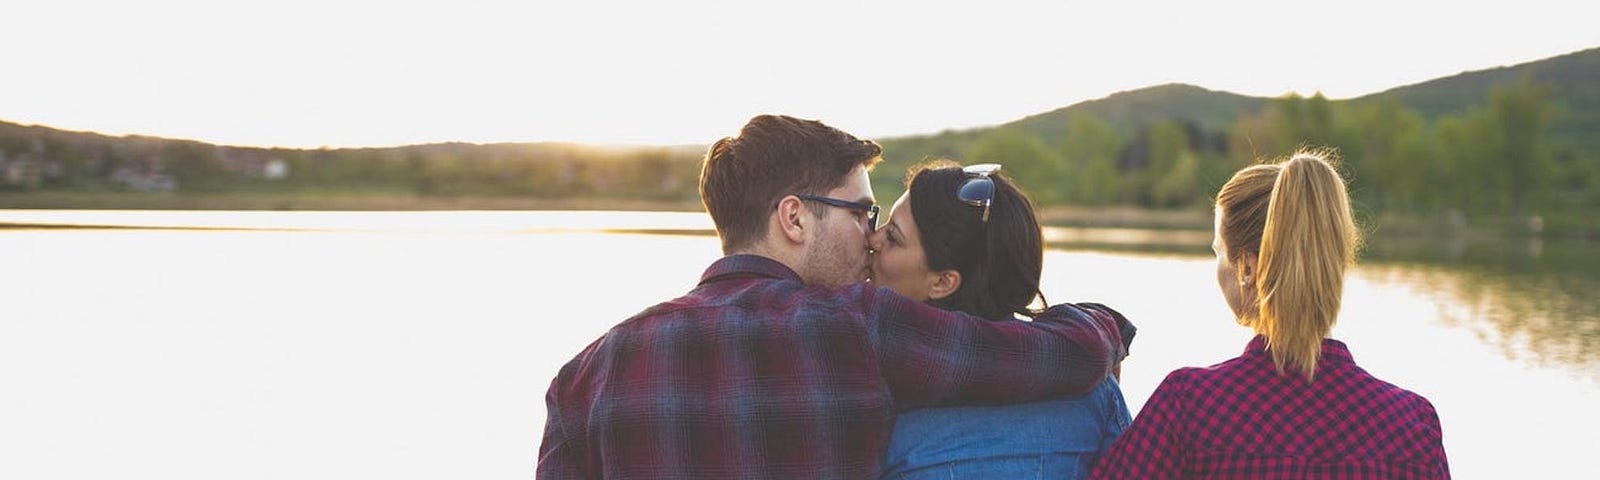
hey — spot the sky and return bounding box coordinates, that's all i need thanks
[3,0,1597,149]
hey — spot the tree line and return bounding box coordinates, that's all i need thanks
[875,79,1593,232]
[0,130,706,204]
[1,80,1593,233]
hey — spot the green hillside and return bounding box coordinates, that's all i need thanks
[873,84,1266,200]
[878,47,1600,170]
[1355,47,1600,155]
[876,84,1262,165]
[1005,83,1266,143]
[865,47,1598,233]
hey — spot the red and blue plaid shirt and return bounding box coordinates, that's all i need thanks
[538,254,1130,479]
[1090,336,1449,479]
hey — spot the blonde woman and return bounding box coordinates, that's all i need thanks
[1089,151,1449,479]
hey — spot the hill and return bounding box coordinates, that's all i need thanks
[866,47,1598,214]
[1004,83,1266,143]
[878,47,1600,166]
[1354,46,1600,155]
[875,83,1263,166]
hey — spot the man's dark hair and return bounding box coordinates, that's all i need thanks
[905,161,1046,320]
[699,115,882,253]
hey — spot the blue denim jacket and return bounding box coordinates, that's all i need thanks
[881,376,1131,480]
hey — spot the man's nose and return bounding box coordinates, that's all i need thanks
[866,229,884,252]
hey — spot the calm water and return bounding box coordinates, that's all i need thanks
[1,210,1596,479]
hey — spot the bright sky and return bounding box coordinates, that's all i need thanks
[4,0,1597,149]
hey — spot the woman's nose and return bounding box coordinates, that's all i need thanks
[866,229,884,253]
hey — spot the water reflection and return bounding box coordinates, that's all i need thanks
[1362,262,1600,380]
[5,209,1592,379]
[1362,230,1595,275]
[1,210,1595,480]
[1357,231,1600,380]
[1037,221,1600,380]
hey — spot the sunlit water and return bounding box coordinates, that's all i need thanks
[1,210,1595,479]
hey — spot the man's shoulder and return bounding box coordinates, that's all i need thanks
[586,279,878,356]
[546,278,880,397]
[635,276,871,317]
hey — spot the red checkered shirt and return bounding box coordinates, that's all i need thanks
[1090,336,1449,479]
[538,254,1130,479]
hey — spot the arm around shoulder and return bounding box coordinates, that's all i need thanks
[866,286,1123,408]
[1072,302,1136,361]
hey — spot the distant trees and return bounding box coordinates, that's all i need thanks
[0,77,1592,232]
[163,142,224,190]
[1145,121,1200,207]
[1226,81,1575,224]
[1346,99,1429,211]
[0,125,706,203]
[968,130,1064,204]
[1058,116,1121,205]
[1489,80,1555,217]
[865,78,1591,232]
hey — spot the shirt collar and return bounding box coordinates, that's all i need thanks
[699,254,803,286]
[1245,335,1355,364]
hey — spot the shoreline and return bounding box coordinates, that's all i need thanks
[0,191,1211,226]
[2,191,1588,240]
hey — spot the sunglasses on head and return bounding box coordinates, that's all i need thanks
[956,163,1002,223]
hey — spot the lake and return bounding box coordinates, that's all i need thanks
[1,210,1595,479]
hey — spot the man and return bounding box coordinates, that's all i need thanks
[538,115,1130,479]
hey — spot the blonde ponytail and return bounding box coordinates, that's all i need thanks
[1253,150,1360,380]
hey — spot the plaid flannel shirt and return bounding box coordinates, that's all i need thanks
[1090,336,1450,479]
[538,254,1129,479]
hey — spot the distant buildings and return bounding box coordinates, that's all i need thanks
[1,151,46,188]
[0,138,288,191]
[109,166,178,192]
[263,158,289,180]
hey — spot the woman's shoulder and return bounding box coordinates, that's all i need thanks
[1152,363,1209,396]
[1346,368,1442,421]
[1134,353,1265,415]
[1165,352,1257,383]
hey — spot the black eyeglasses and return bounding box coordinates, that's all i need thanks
[957,163,1001,223]
[796,194,879,231]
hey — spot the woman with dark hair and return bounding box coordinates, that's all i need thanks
[1088,150,1450,479]
[870,160,1135,479]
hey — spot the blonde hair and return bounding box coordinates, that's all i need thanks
[1215,149,1360,380]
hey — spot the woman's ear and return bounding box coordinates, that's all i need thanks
[1237,251,1257,287]
[927,269,962,300]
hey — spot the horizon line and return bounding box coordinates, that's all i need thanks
[2,45,1590,151]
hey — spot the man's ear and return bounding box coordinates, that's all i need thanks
[927,269,962,300]
[774,195,808,244]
